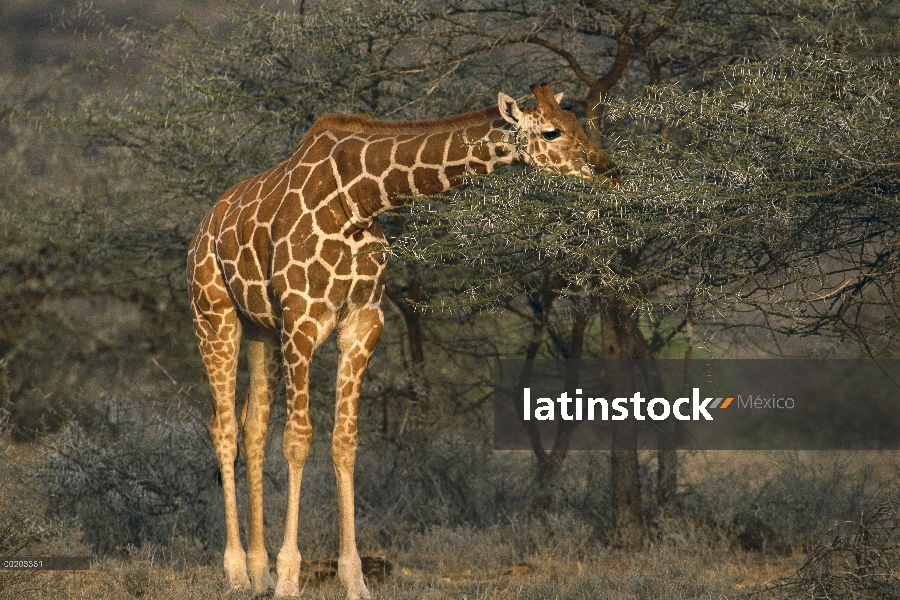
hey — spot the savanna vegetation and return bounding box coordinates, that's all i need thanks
[2,0,900,598]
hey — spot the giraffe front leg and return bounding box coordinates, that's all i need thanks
[334,306,383,600]
[275,314,323,597]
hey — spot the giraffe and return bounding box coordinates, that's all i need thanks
[187,83,619,599]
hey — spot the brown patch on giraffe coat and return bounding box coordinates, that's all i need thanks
[302,162,338,210]
[256,193,282,225]
[192,257,216,286]
[287,164,310,190]
[237,247,261,281]
[282,338,304,366]
[464,122,491,140]
[279,295,307,322]
[298,232,319,263]
[467,161,489,175]
[307,301,332,326]
[363,137,394,177]
[285,264,307,293]
[395,136,423,164]
[237,204,258,236]
[445,164,467,184]
[231,278,246,304]
[271,240,292,274]
[220,259,238,282]
[251,227,270,269]
[290,212,314,242]
[267,172,290,204]
[362,323,382,351]
[334,138,366,184]
[327,278,351,307]
[382,168,413,198]
[294,318,318,342]
[346,178,381,216]
[245,180,264,203]
[271,198,303,240]
[307,261,331,298]
[446,133,468,162]
[352,353,368,373]
[314,203,344,235]
[420,133,448,165]
[298,133,335,165]
[413,167,443,195]
[353,251,380,277]
[191,282,213,313]
[246,283,268,314]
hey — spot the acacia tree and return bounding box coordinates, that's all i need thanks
[374,0,899,545]
[392,47,900,543]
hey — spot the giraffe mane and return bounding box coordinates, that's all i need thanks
[306,106,502,136]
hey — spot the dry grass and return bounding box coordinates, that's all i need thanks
[5,417,900,599]
[10,453,895,600]
[18,531,772,600]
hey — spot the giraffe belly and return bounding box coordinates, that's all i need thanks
[221,268,279,331]
[218,235,386,339]
[266,232,387,318]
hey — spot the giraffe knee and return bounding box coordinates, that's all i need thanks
[331,425,358,469]
[331,444,357,470]
[210,413,238,461]
[282,419,312,465]
[283,439,311,466]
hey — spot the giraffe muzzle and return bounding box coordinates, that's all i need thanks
[584,150,621,186]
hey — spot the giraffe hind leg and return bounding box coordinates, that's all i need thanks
[190,298,250,591]
[241,335,280,591]
[333,305,383,600]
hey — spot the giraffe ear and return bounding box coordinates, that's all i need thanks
[497,92,523,125]
[554,92,564,104]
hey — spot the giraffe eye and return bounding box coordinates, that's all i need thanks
[541,129,562,141]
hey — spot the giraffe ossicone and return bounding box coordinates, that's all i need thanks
[187,83,618,599]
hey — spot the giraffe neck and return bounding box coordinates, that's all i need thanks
[305,107,518,232]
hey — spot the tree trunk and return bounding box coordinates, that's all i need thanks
[385,277,430,413]
[534,315,588,493]
[601,298,645,548]
[657,315,693,517]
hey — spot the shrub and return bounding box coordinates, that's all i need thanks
[0,486,40,599]
[763,501,900,599]
[39,395,220,557]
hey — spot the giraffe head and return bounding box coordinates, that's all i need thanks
[498,84,621,185]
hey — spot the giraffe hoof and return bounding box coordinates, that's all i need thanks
[274,578,300,597]
[347,586,372,600]
[227,573,251,591]
[251,570,275,592]
[224,549,251,590]
[248,550,275,591]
